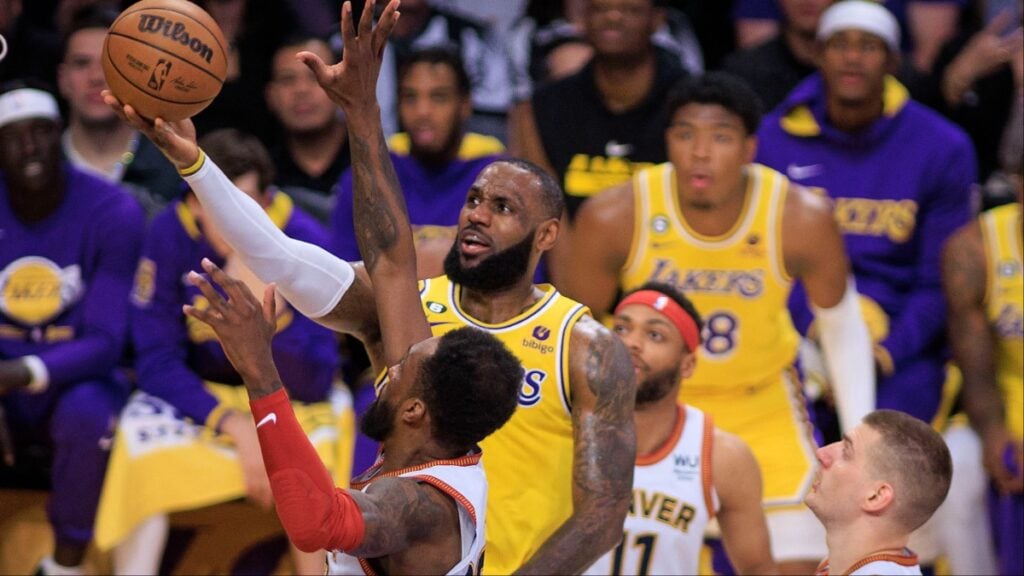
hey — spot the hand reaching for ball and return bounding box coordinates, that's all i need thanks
[102,89,201,172]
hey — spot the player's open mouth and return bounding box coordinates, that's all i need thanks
[459,231,491,256]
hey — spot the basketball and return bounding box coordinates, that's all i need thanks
[102,0,228,121]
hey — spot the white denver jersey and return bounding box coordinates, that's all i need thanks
[327,452,487,575]
[816,549,922,575]
[584,405,718,576]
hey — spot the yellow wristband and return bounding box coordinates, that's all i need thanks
[178,148,206,177]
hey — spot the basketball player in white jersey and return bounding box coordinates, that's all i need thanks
[807,409,952,575]
[585,282,777,576]
[176,2,523,573]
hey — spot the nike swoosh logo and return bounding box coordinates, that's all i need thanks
[786,163,823,180]
[256,413,277,429]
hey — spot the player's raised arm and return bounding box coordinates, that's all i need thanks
[182,262,458,560]
[101,88,383,366]
[517,317,636,575]
[298,0,430,364]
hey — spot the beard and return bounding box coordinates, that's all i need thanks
[359,396,397,442]
[409,127,462,168]
[443,227,535,292]
[635,366,681,407]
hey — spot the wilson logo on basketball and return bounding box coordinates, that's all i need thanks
[137,15,214,63]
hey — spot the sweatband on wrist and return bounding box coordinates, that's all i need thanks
[177,148,206,177]
[615,290,701,352]
[182,156,356,319]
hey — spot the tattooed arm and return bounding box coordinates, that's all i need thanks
[942,223,1023,494]
[299,0,430,366]
[516,316,636,575]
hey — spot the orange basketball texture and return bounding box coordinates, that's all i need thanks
[102,0,227,121]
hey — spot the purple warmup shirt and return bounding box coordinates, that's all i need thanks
[1,165,145,387]
[756,74,975,421]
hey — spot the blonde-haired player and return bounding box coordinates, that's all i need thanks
[808,409,952,575]
[584,282,777,576]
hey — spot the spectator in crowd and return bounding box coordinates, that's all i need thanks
[942,127,1022,576]
[934,5,1022,187]
[808,410,953,575]
[512,0,688,223]
[266,34,351,224]
[0,82,144,576]
[191,0,295,143]
[354,0,510,140]
[724,0,833,112]
[756,0,975,425]
[563,72,874,574]
[732,0,966,74]
[92,129,351,576]
[57,5,181,219]
[585,282,777,576]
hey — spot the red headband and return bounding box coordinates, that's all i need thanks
[614,290,701,353]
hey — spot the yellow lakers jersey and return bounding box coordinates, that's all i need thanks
[621,162,800,394]
[418,276,590,575]
[981,203,1023,440]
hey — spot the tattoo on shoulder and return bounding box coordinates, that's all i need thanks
[352,477,452,558]
[579,320,635,415]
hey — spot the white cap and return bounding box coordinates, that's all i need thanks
[0,88,60,129]
[817,1,900,53]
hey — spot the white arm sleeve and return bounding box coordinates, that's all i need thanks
[811,278,876,432]
[182,155,354,319]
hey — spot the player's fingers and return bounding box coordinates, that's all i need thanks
[263,284,278,323]
[182,303,224,326]
[340,1,356,52]
[187,269,229,313]
[204,259,257,306]
[101,90,131,122]
[200,257,253,307]
[358,0,375,40]
[375,0,400,51]
[295,51,332,87]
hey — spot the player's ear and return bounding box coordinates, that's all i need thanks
[863,481,894,513]
[535,217,560,252]
[744,134,758,164]
[400,397,427,426]
[678,349,697,380]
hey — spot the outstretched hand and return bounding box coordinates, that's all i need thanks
[101,89,200,171]
[296,0,400,117]
[183,258,281,397]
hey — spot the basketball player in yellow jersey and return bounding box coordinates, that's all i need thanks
[561,72,875,574]
[943,185,1023,575]
[104,1,637,574]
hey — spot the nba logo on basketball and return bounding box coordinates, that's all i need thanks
[147,58,172,90]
